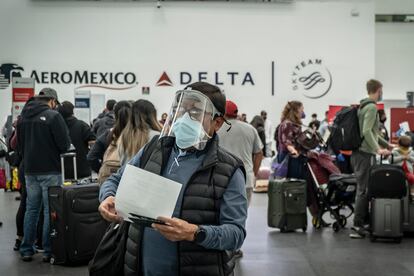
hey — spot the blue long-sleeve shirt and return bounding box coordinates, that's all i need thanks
[99,145,247,276]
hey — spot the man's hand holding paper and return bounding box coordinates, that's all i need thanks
[114,164,182,224]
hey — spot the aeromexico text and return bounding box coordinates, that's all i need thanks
[29,70,255,86]
[30,70,137,85]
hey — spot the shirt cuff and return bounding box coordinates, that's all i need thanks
[100,190,116,202]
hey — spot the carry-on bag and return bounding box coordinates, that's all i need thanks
[369,156,406,242]
[370,198,403,243]
[267,178,307,232]
[49,153,108,265]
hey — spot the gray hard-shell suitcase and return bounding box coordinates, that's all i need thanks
[370,198,403,243]
[267,178,307,232]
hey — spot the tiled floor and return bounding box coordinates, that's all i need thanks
[1,190,413,276]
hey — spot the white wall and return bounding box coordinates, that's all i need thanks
[375,0,414,14]
[375,23,414,98]
[0,0,375,130]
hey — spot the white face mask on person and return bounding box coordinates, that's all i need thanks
[172,112,211,150]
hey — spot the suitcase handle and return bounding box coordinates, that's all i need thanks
[60,152,77,184]
[380,154,394,164]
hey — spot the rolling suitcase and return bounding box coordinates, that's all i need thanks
[370,198,403,243]
[49,153,108,265]
[368,157,406,242]
[267,178,307,232]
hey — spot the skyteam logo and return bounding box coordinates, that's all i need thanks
[0,63,24,89]
[291,59,332,99]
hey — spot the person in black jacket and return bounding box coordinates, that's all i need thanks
[250,115,267,156]
[92,99,117,137]
[17,88,71,262]
[58,101,96,179]
[87,101,131,173]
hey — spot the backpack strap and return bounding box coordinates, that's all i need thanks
[139,135,160,169]
[359,101,375,110]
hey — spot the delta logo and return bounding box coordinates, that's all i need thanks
[156,71,173,86]
[156,71,255,87]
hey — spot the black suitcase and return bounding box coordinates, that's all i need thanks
[368,160,406,200]
[368,157,407,242]
[267,178,307,232]
[48,153,108,265]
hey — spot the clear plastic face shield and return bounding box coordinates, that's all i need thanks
[160,89,221,151]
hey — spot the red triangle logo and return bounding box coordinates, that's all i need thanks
[156,71,173,87]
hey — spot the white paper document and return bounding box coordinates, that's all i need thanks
[115,164,182,222]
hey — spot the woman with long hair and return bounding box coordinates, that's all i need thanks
[87,101,132,173]
[118,100,162,165]
[277,101,329,225]
[276,101,306,178]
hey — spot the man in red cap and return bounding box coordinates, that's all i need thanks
[217,100,263,258]
[218,100,263,204]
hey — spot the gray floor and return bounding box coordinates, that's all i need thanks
[1,190,414,276]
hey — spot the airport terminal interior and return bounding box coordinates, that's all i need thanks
[1,0,414,275]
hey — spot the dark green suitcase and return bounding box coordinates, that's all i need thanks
[267,178,307,232]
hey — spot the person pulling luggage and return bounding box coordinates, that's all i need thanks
[350,79,395,239]
[275,101,321,225]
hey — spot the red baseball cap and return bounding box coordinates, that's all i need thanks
[225,100,238,118]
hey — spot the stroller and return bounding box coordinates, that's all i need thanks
[307,152,357,232]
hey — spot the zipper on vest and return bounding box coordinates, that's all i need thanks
[177,163,217,276]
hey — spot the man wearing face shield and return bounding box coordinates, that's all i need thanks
[99,82,247,276]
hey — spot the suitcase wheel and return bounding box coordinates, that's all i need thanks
[332,222,340,233]
[280,226,288,233]
[302,227,307,232]
[370,236,377,243]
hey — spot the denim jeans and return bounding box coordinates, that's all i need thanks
[20,174,61,257]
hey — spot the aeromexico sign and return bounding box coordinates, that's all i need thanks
[30,70,138,90]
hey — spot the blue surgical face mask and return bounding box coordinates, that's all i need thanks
[173,112,210,150]
[301,112,306,119]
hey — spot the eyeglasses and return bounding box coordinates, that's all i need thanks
[173,106,213,122]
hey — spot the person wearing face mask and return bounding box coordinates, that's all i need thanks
[16,88,71,262]
[99,82,247,276]
[276,101,308,179]
[378,109,389,142]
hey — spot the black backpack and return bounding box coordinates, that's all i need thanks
[327,102,374,153]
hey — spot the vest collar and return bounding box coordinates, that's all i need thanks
[159,133,220,170]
